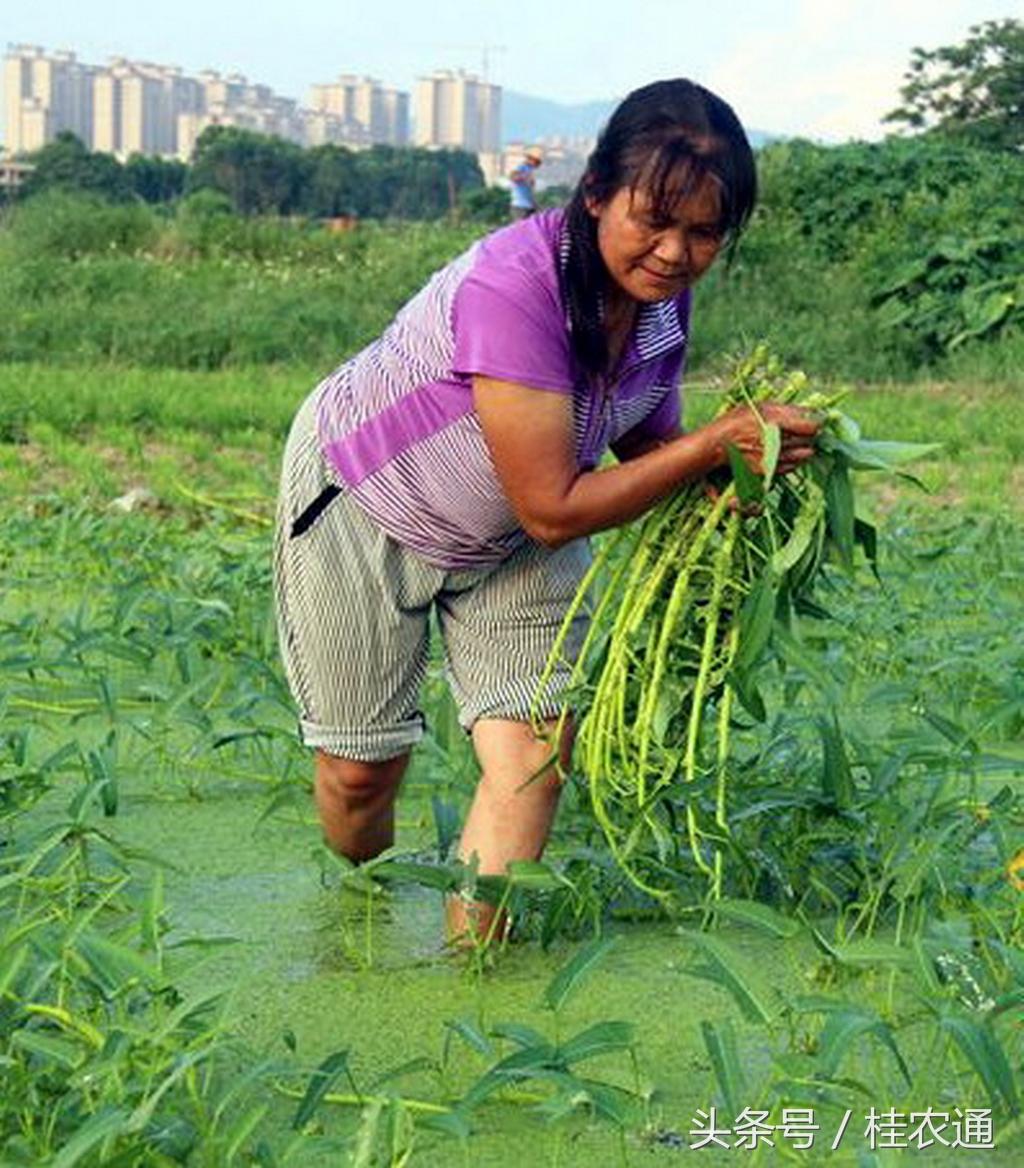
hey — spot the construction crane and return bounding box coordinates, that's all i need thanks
[429,43,508,82]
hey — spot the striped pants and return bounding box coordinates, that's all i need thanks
[273,391,590,761]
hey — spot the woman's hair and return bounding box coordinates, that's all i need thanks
[561,79,757,376]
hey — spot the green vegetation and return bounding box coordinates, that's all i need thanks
[540,349,940,903]
[3,129,1022,379]
[2,375,1021,1164]
[2,51,1023,1160]
[885,18,1024,152]
[14,126,486,220]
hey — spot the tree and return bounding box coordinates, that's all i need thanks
[124,154,188,203]
[885,19,1024,151]
[21,132,133,202]
[301,144,359,217]
[188,126,311,215]
[346,145,484,219]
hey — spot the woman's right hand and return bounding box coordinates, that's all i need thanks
[709,402,821,477]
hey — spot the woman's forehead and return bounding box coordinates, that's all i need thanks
[627,169,722,218]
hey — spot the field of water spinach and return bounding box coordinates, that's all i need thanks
[2,161,1023,1165]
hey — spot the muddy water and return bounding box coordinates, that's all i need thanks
[107,768,1020,1168]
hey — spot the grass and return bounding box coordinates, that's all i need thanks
[2,191,1023,386]
[2,179,1021,1161]
[2,359,1022,1165]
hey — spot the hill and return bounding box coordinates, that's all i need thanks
[502,90,775,147]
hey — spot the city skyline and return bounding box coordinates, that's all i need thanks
[4,45,509,161]
[1,0,1016,148]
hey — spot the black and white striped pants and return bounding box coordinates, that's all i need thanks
[272,391,590,761]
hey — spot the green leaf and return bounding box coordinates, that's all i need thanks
[505,860,569,890]
[772,480,825,574]
[726,442,764,506]
[891,821,960,901]
[711,898,801,939]
[940,1013,1019,1113]
[680,929,779,1025]
[874,257,929,297]
[75,929,165,995]
[224,1104,268,1163]
[953,289,1014,346]
[825,459,855,571]
[830,939,911,968]
[489,1021,548,1049]
[818,711,854,810]
[817,1006,912,1086]
[367,1056,435,1091]
[418,1109,472,1140]
[370,860,458,892]
[543,936,619,1012]
[733,570,777,674]
[460,1043,558,1109]
[292,1048,353,1130]
[140,870,165,954]
[0,944,28,999]
[818,434,942,471]
[650,687,676,744]
[12,1030,86,1069]
[444,1017,493,1058]
[557,1020,635,1066]
[701,1019,748,1118]
[761,422,781,489]
[50,1106,130,1168]
[566,1078,635,1126]
[853,517,879,578]
[774,626,836,696]
[922,710,978,753]
[726,668,767,722]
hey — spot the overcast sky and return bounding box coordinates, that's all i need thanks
[3,0,1017,144]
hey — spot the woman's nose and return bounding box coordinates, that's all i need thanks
[654,228,690,268]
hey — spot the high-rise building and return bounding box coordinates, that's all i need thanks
[413,71,501,152]
[93,58,202,157]
[177,71,306,160]
[4,45,94,155]
[308,75,409,146]
[3,44,468,163]
[381,89,410,147]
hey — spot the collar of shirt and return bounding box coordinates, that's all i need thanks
[556,215,689,369]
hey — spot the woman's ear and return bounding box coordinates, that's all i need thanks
[582,175,602,219]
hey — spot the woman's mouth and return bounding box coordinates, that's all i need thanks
[639,265,686,284]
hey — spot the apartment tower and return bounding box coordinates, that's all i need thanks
[413,70,501,152]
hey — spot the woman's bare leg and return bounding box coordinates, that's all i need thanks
[447,717,573,944]
[315,749,409,862]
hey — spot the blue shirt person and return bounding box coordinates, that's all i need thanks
[508,147,543,219]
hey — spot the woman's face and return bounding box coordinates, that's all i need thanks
[586,172,725,304]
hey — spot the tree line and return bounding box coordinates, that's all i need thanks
[12,126,489,220]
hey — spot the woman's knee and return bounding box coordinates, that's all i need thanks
[315,750,408,810]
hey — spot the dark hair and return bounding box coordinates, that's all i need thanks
[561,79,757,376]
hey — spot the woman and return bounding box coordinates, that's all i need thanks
[273,79,819,943]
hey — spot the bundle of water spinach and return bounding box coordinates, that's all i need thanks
[535,344,938,904]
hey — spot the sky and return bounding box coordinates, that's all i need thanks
[2,0,1019,144]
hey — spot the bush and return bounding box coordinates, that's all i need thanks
[1,191,158,259]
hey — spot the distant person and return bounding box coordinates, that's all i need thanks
[273,80,819,947]
[508,147,543,219]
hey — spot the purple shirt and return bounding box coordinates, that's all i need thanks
[315,207,690,569]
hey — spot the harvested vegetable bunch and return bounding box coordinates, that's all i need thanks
[533,344,937,904]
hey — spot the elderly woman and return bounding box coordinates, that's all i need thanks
[273,78,818,943]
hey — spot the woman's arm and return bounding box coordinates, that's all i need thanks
[610,423,684,462]
[473,376,818,548]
